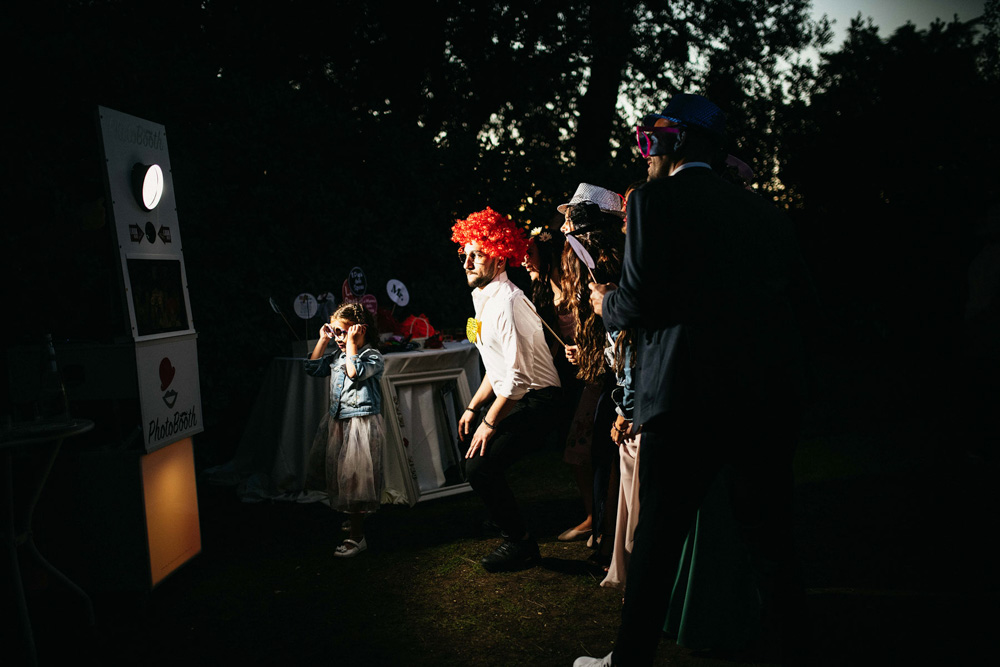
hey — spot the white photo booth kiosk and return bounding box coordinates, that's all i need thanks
[85,106,203,588]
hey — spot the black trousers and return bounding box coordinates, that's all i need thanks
[465,386,563,539]
[612,406,802,666]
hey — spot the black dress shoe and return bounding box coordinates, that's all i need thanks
[480,538,540,572]
[481,518,503,534]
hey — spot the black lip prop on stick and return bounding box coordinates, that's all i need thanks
[269,297,301,340]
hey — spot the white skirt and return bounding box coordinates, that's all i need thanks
[306,412,385,513]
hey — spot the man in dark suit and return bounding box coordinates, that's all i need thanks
[575,94,807,666]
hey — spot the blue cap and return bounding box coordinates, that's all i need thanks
[654,93,726,139]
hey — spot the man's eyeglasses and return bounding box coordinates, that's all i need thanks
[458,250,487,265]
[635,124,682,158]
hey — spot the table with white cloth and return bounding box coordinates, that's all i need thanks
[218,341,481,504]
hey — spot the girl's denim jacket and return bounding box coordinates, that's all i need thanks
[304,344,385,419]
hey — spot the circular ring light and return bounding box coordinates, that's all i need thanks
[132,163,164,210]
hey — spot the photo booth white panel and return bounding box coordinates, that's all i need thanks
[97,105,194,341]
[136,335,204,453]
[98,106,202,453]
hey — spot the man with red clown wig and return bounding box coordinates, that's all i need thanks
[452,207,563,572]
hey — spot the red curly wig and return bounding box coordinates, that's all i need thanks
[451,207,529,267]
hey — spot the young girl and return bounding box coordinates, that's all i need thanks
[304,302,385,557]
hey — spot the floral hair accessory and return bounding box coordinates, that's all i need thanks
[528,226,553,243]
[451,207,529,266]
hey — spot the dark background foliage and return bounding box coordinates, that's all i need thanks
[2,0,998,452]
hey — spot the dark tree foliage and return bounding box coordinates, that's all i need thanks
[1,0,826,427]
[779,10,1000,374]
[5,0,994,441]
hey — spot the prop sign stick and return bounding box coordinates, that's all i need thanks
[387,279,410,318]
[521,297,568,348]
[293,293,319,342]
[269,297,300,339]
[537,313,568,348]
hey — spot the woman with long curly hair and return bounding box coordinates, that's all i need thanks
[558,202,625,555]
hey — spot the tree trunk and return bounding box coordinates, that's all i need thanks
[575,0,633,176]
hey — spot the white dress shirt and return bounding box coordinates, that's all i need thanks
[471,271,561,400]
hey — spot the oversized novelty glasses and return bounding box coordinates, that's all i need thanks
[458,250,487,265]
[323,324,350,339]
[635,124,682,158]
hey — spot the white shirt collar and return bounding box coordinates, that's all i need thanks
[472,270,509,314]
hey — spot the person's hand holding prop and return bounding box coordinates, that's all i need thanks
[588,281,616,317]
[565,344,579,365]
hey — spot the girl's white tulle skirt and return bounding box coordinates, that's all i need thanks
[306,412,385,513]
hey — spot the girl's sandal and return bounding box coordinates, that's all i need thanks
[334,537,367,558]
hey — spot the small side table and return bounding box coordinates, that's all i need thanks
[1,418,95,667]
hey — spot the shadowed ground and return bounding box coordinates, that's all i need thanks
[21,350,1000,666]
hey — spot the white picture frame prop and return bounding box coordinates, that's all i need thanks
[380,367,473,502]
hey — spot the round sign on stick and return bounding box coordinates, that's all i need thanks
[566,234,595,271]
[361,294,378,316]
[386,279,410,307]
[293,293,319,319]
[566,233,598,285]
[348,267,367,296]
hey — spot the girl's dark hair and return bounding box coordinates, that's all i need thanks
[528,227,566,325]
[331,302,379,347]
[560,220,625,383]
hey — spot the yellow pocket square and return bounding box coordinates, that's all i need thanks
[466,317,482,343]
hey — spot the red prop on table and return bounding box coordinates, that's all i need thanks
[401,314,436,338]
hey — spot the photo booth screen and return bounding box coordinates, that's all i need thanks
[126,258,190,337]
